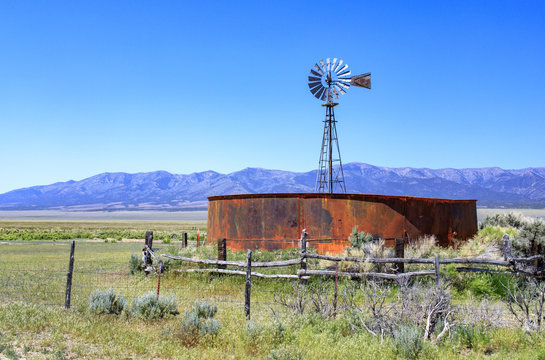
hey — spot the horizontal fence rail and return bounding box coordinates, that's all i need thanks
[162,232,545,281]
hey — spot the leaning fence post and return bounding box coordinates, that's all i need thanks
[434,254,441,292]
[245,249,252,320]
[218,238,227,270]
[395,238,405,273]
[182,232,188,248]
[64,240,75,309]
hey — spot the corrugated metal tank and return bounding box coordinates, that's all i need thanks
[207,193,477,253]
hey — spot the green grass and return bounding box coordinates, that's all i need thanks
[0,219,206,241]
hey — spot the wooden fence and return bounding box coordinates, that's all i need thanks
[161,231,543,319]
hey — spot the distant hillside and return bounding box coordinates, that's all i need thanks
[0,163,544,210]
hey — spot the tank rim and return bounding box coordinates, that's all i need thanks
[207,192,476,203]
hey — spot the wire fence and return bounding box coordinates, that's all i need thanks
[2,235,540,323]
[0,240,300,320]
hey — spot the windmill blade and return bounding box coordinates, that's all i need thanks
[338,72,352,80]
[308,81,322,90]
[338,69,351,77]
[326,58,331,72]
[335,64,349,75]
[308,76,321,82]
[310,84,324,95]
[336,80,350,90]
[320,88,329,101]
[319,59,327,73]
[309,84,322,93]
[334,59,344,73]
[313,64,324,75]
[333,83,347,95]
[330,58,338,73]
[315,86,326,100]
[332,86,340,99]
[310,69,322,78]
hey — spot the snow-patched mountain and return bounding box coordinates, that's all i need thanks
[0,163,544,210]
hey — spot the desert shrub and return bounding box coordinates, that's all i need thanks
[348,226,374,249]
[406,235,436,258]
[467,276,494,297]
[179,301,221,346]
[192,300,217,319]
[520,220,545,250]
[245,320,263,341]
[503,277,545,332]
[129,254,143,275]
[477,226,518,244]
[267,345,303,360]
[88,288,127,315]
[445,265,514,299]
[130,292,178,319]
[393,324,423,359]
[455,324,489,349]
[481,213,527,229]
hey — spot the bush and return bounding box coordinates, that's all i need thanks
[455,324,489,349]
[348,226,373,249]
[129,254,143,275]
[477,226,518,244]
[88,288,127,315]
[481,213,527,229]
[160,258,173,273]
[446,265,515,299]
[267,345,303,360]
[393,324,423,359]
[130,292,178,319]
[179,300,221,347]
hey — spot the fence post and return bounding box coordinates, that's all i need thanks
[157,262,162,296]
[64,240,75,309]
[503,234,512,261]
[182,232,188,248]
[395,238,405,273]
[333,265,338,318]
[434,254,441,292]
[197,231,200,247]
[145,231,153,249]
[300,229,308,272]
[218,238,227,270]
[245,249,252,320]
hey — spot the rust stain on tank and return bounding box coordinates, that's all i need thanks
[207,193,477,254]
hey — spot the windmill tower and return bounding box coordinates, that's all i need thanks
[308,58,371,193]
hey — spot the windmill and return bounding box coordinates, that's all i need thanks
[308,58,371,193]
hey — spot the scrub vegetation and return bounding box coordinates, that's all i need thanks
[1,214,545,359]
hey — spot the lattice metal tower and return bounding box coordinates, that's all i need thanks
[308,58,371,193]
[316,101,345,193]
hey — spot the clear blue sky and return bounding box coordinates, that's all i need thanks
[1,0,544,193]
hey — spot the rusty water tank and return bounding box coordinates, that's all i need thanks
[207,193,477,254]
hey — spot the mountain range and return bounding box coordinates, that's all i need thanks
[1,163,544,210]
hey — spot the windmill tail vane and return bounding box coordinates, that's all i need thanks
[307,58,371,193]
